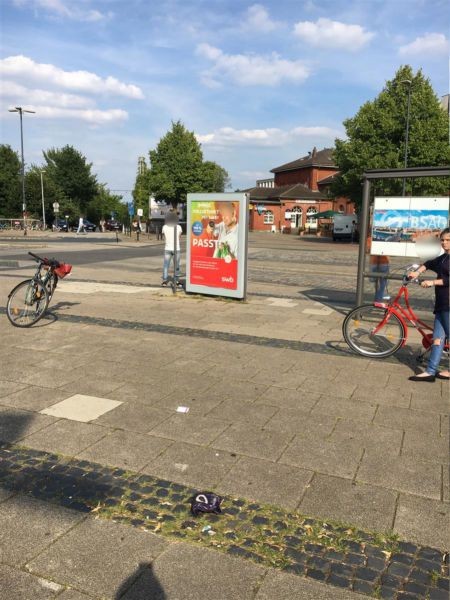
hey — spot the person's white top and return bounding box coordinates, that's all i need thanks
[213,222,239,258]
[78,217,83,226]
[162,224,182,252]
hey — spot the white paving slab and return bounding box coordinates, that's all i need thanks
[40,395,122,423]
[303,302,333,315]
[266,297,298,307]
[56,281,159,295]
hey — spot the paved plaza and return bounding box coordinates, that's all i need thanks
[0,231,448,599]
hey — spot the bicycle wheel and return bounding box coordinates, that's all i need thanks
[6,279,49,327]
[343,305,405,358]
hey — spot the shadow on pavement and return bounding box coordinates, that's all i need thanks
[0,410,35,444]
[115,562,166,599]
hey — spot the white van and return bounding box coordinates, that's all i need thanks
[333,215,358,242]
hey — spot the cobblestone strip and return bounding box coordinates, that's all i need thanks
[0,443,447,599]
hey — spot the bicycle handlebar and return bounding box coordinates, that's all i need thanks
[28,252,60,268]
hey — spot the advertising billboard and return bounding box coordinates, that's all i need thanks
[371,197,449,258]
[186,193,248,298]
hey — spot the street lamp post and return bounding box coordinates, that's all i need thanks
[400,80,412,196]
[8,106,36,235]
[40,170,46,231]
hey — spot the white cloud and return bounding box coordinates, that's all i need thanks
[6,105,128,124]
[12,0,113,21]
[294,18,374,50]
[1,80,94,108]
[243,4,278,32]
[196,125,342,147]
[399,33,449,57]
[0,56,144,99]
[196,44,309,86]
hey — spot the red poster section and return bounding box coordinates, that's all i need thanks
[190,256,238,290]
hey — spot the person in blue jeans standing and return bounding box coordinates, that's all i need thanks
[408,228,450,382]
[161,212,182,287]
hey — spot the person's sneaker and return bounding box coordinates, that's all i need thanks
[176,280,183,287]
[161,280,168,287]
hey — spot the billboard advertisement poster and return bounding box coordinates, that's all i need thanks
[186,193,248,299]
[371,197,449,258]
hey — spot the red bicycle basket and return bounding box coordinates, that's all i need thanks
[54,263,72,278]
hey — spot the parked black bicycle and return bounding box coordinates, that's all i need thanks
[6,252,72,327]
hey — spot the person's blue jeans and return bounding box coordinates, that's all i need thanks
[163,250,180,281]
[371,264,389,302]
[426,310,449,375]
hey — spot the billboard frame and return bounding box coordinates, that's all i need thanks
[186,193,249,299]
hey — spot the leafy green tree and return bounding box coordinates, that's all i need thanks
[25,166,68,223]
[0,145,21,217]
[86,185,125,224]
[332,65,450,207]
[200,161,230,192]
[43,145,98,213]
[132,156,149,216]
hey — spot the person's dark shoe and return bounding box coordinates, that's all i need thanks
[161,280,168,287]
[408,374,435,382]
[436,372,450,380]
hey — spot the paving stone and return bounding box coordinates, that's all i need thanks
[256,386,320,411]
[352,385,411,407]
[56,590,93,600]
[0,407,57,443]
[279,434,362,479]
[0,565,63,600]
[357,452,442,500]
[401,430,450,464]
[204,378,268,402]
[40,394,122,423]
[374,405,440,434]
[299,474,398,531]
[252,369,307,389]
[217,456,313,509]
[151,389,224,415]
[0,487,15,502]
[256,570,367,599]
[0,494,84,566]
[263,409,336,437]
[93,401,171,433]
[149,413,229,445]
[206,398,277,426]
[300,377,357,398]
[77,430,172,471]
[393,493,449,550]
[410,391,449,413]
[329,420,403,455]
[211,422,292,461]
[107,381,174,404]
[0,385,72,412]
[122,543,265,600]
[27,517,168,598]
[142,441,238,488]
[311,397,377,423]
[21,419,108,456]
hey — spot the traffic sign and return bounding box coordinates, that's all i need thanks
[137,208,143,217]
[53,202,60,213]
[128,203,135,216]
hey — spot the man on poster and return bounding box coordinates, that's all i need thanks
[208,202,239,261]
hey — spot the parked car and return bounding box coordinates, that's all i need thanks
[71,219,97,232]
[105,219,122,231]
[52,218,69,232]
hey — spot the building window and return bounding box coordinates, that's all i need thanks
[290,207,302,227]
[306,207,318,228]
[263,210,274,224]
[339,204,345,213]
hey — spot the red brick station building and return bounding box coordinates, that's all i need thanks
[244,147,355,233]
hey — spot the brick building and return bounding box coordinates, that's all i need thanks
[245,147,354,232]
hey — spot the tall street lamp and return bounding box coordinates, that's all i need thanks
[8,106,36,235]
[40,170,46,231]
[400,80,412,196]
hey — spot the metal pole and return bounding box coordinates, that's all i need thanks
[172,223,177,294]
[40,171,46,231]
[355,178,371,306]
[18,109,27,236]
[401,80,412,196]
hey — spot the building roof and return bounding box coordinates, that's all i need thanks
[317,173,339,186]
[271,147,336,173]
[247,183,327,203]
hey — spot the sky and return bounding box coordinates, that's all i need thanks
[0,0,448,202]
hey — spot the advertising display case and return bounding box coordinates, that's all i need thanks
[186,193,249,299]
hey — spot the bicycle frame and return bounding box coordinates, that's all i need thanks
[372,279,433,349]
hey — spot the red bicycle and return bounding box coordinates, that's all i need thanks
[343,265,448,359]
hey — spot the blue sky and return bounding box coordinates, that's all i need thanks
[1,0,448,202]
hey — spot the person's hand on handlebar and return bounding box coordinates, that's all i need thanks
[407,270,421,281]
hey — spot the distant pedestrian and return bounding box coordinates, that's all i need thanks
[161,212,182,286]
[77,216,86,235]
[100,218,106,233]
[408,228,450,382]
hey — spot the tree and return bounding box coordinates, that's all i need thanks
[25,166,68,222]
[132,156,149,215]
[0,145,21,217]
[86,185,126,224]
[200,161,230,192]
[43,145,98,213]
[332,66,450,208]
